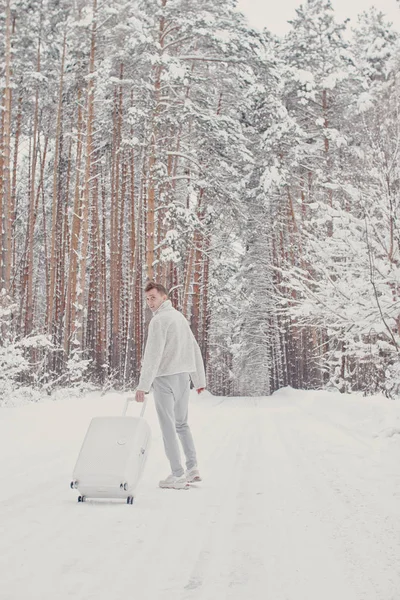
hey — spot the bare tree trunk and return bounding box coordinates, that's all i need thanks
[129,102,136,274]
[183,183,207,326]
[1,0,13,293]
[191,229,202,339]
[25,35,42,335]
[11,92,22,296]
[54,131,67,370]
[76,0,98,349]
[64,90,84,354]
[87,167,100,372]
[322,89,333,236]
[118,153,127,374]
[47,30,67,332]
[110,65,124,373]
[135,175,145,373]
[200,235,210,360]
[146,2,168,280]
[41,160,50,321]
[182,244,195,319]
[122,115,137,384]
[58,137,73,356]
[96,175,108,380]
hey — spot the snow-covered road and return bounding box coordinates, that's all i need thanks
[1,388,400,600]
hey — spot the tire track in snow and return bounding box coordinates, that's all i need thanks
[223,408,358,600]
[1,393,400,600]
[87,403,254,600]
[177,418,255,600]
[274,405,400,600]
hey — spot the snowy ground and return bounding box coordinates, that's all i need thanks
[1,387,400,600]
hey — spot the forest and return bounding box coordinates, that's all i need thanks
[1,0,400,398]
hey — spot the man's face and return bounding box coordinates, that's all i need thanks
[146,289,167,312]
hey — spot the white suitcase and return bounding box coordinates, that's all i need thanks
[70,397,151,504]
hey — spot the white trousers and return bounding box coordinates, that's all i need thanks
[152,373,198,477]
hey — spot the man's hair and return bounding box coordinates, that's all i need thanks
[144,281,169,296]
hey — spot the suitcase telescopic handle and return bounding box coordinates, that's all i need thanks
[123,393,148,418]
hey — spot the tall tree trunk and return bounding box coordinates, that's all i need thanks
[122,115,137,384]
[182,188,204,323]
[322,89,333,237]
[24,36,42,335]
[110,64,124,373]
[146,1,168,280]
[87,168,100,371]
[11,92,22,296]
[200,235,210,361]
[64,90,84,354]
[76,0,98,348]
[191,229,202,339]
[47,30,67,333]
[1,0,13,293]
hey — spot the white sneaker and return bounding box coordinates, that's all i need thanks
[186,466,202,483]
[159,474,189,489]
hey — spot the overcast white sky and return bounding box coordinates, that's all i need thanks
[236,0,400,35]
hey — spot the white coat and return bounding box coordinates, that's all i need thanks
[137,300,206,393]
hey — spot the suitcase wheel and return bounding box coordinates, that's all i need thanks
[120,482,128,491]
[78,495,86,503]
[70,480,78,489]
[127,496,134,505]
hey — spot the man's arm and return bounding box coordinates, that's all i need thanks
[137,319,167,394]
[190,337,206,390]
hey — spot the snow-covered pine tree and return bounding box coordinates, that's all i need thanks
[3,0,400,398]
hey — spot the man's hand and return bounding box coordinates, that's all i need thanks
[196,387,205,395]
[135,390,146,403]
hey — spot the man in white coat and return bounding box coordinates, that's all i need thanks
[135,281,206,489]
